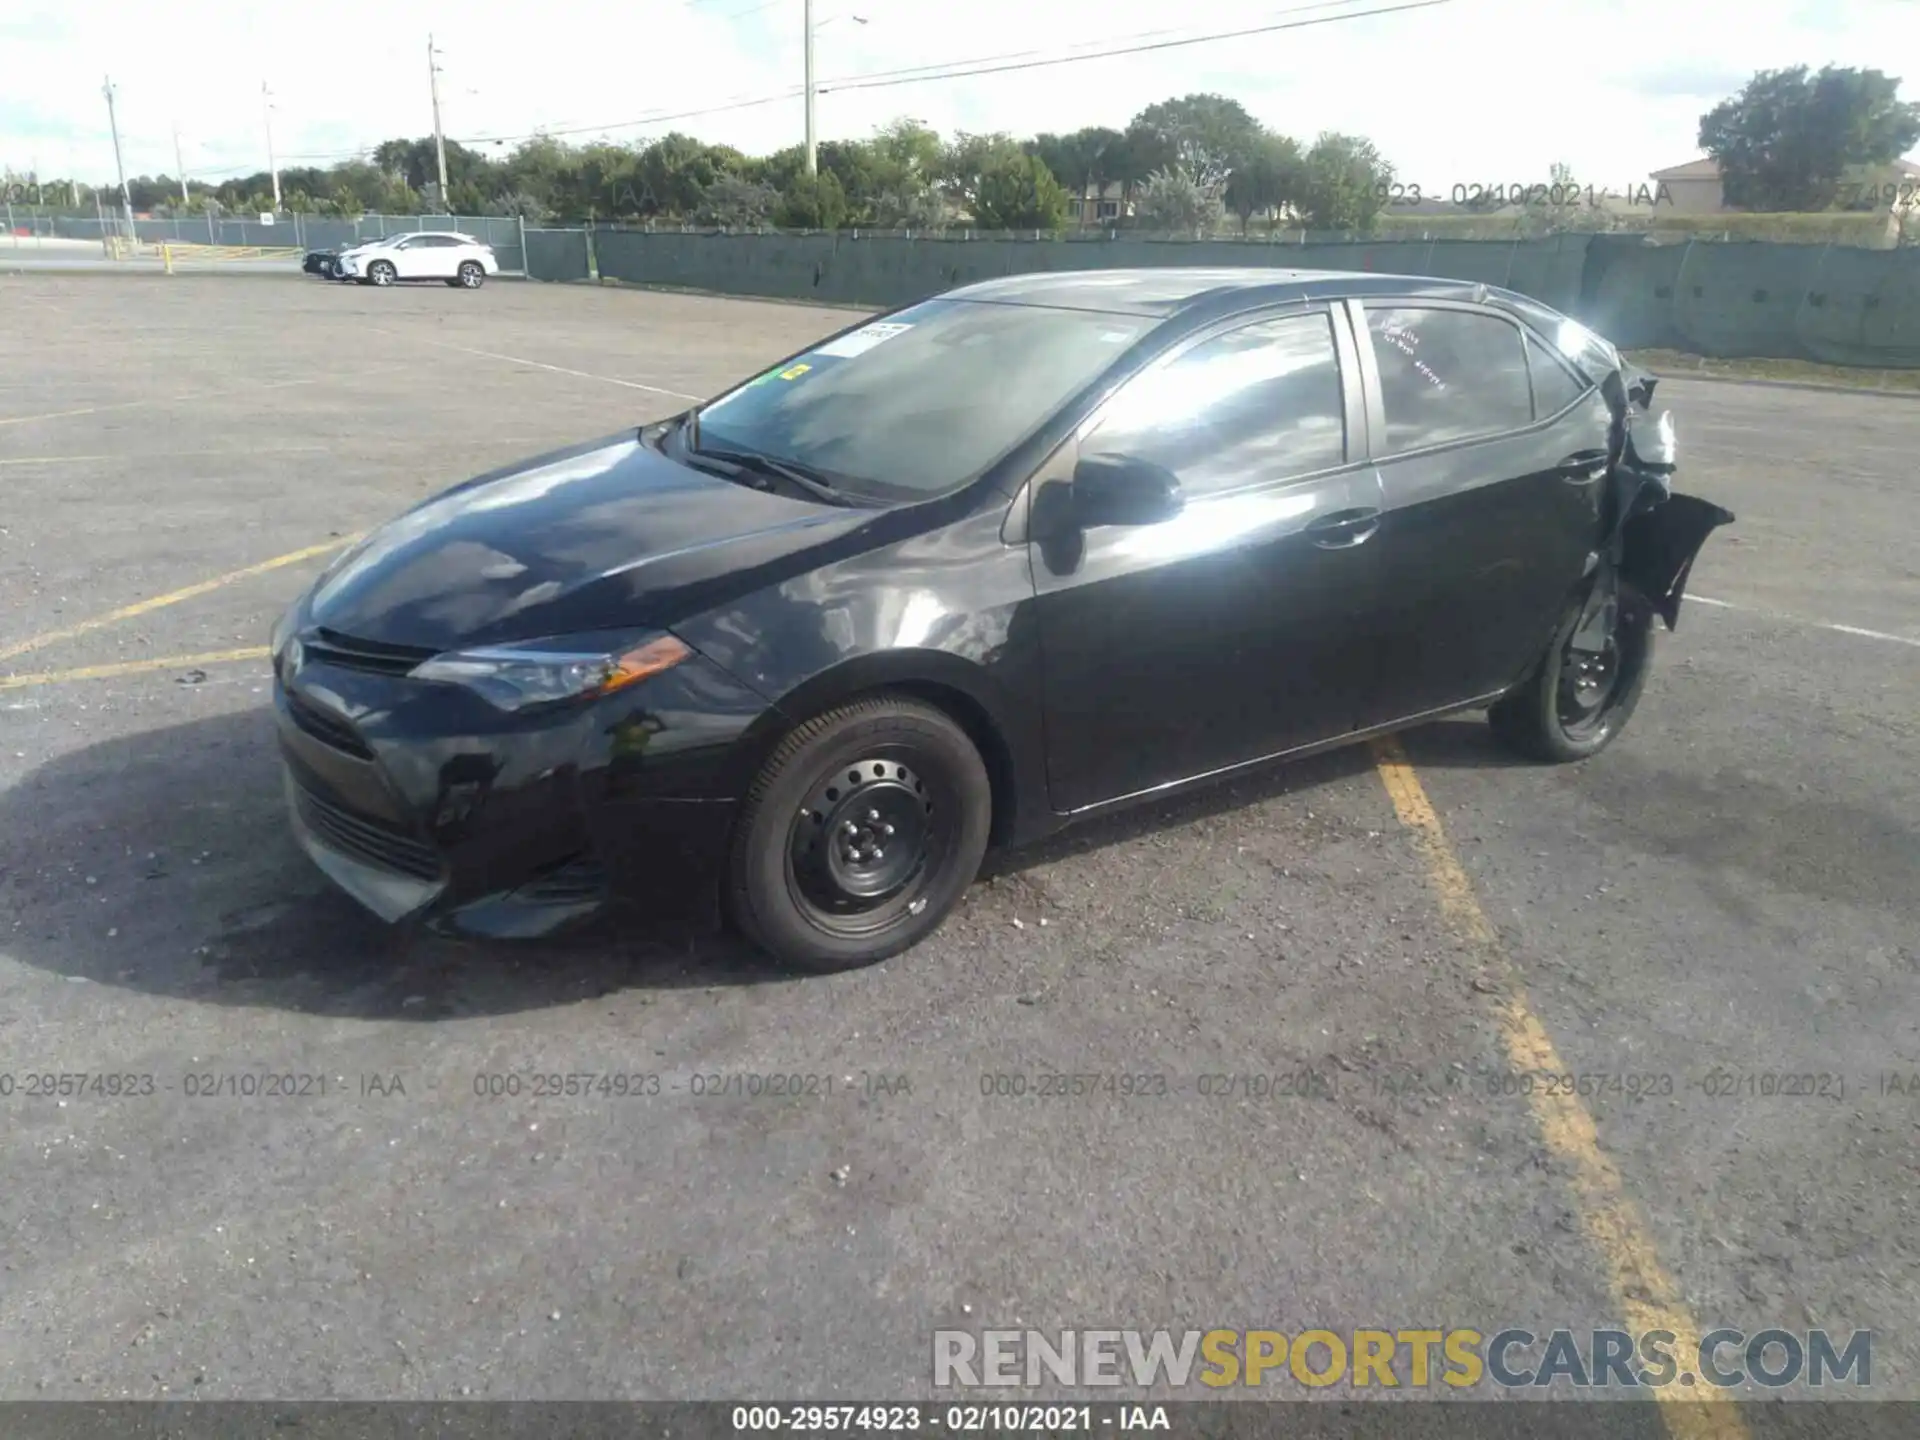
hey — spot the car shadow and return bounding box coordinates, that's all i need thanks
[0,706,1518,1020]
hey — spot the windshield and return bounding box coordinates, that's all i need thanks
[692,299,1156,500]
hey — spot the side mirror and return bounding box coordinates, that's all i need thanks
[1071,453,1185,528]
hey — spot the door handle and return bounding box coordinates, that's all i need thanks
[1307,507,1382,549]
[1558,450,1609,484]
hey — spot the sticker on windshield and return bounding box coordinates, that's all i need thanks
[813,321,913,359]
[779,362,812,380]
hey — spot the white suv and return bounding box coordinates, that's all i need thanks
[334,232,499,289]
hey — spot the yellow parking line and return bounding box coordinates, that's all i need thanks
[0,535,358,663]
[1370,735,1748,1440]
[0,647,269,691]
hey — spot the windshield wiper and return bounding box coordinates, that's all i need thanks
[690,445,851,506]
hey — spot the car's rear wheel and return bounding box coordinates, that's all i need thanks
[455,261,485,289]
[1489,583,1653,762]
[727,697,991,972]
[367,260,396,287]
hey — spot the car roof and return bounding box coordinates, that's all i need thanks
[943,266,1518,319]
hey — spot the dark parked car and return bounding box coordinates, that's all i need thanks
[269,268,1732,970]
[302,248,341,277]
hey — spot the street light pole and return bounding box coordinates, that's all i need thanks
[428,35,450,208]
[101,77,135,240]
[804,0,816,176]
[173,125,190,207]
[262,83,282,211]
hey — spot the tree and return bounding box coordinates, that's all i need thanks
[972,152,1070,231]
[696,174,778,228]
[1126,94,1263,190]
[635,132,735,218]
[869,117,943,183]
[1027,126,1128,202]
[938,131,1023,215]
[1133,166,1225,235]
[1700,66,1920,211]
[775,170,848,229]
[1224,133,1303,232]
[1295,131,1392,232]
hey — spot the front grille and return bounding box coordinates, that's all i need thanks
[285,690,374,759]
[305,627,437,677]
[294,782,442,882]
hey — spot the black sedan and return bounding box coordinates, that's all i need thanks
[269,268,1732,970]
[302,247,342,277]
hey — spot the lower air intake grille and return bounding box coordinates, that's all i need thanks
[294,783,442,882]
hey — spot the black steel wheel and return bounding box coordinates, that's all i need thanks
[728,697,991,972]
[1490,583,1653,763]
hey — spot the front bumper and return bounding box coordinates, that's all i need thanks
[272,629,765,939]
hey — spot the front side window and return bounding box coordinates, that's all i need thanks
[1365,306,1532,454]
[1082,311,1348,495]
[693,299,1157,501]
[1527,331,1592,417]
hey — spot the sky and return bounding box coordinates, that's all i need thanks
[2,0,1915,193]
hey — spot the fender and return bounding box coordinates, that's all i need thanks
[721,647,1047,848]
[1619,492,1737,631]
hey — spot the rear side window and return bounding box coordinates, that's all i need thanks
[1365,306,1532,453]
[1527,332,1592,416]
[1084,311,1348,495]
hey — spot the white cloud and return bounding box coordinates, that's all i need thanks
[3,0,1914,189]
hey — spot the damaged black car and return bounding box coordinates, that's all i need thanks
[267,268,1732,971]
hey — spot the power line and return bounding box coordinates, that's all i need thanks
[819,0,1455,94]
[807,0,1379,91]
[455,0,1442,148]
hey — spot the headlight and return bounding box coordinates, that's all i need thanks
[409,634,692,711]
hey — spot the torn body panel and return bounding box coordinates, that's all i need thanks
[1620,492,1737,631]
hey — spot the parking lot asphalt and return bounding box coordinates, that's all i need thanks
[0,273,1914,1413]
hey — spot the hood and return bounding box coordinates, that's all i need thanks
[305,433,875,651]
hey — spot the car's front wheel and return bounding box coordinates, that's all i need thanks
[727,696,992,972]
[1489,583,1653,762]
[366,260,396,287]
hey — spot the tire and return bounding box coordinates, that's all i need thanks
[1489,584,1653,763]
[367,260,396,287]
[456,261,485,289]
[727,696,992,972]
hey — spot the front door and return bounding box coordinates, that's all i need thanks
[1029,305,1388,814]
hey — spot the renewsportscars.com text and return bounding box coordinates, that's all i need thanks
[932,1328,1872,1390]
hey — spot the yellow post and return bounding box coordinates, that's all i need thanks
[163,244,174,275]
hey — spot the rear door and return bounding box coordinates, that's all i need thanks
[415,235,458,278]
[1348,298,1613,727]
[1029,303,1387,812]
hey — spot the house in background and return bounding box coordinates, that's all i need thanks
[1068,181,1130,226]
[1649,155,1920,213]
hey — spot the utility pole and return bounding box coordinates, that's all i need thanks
[101,77,135,239]
[173,125,190,207]
[428,35,450,207]
[262,82,281,211]
[803,0,817,176]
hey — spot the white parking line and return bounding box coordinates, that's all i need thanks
[381,331,703,401]
[1691,594,1920,649]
